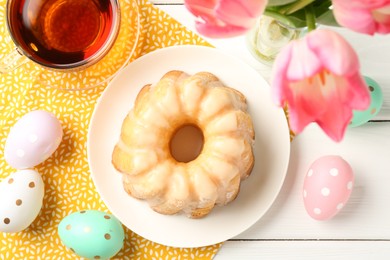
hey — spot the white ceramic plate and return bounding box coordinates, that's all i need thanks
[87,45,291,248]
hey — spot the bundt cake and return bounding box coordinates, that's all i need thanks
[112,70,255,218]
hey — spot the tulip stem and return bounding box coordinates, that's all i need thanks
[280,0,316,15]
[305,5,316,32]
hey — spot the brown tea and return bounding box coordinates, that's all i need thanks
[7,0,119,69]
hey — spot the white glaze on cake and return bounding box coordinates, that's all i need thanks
[112,71,255,218]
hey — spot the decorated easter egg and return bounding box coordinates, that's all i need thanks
[0,169,45,233]
[303,156,354,221]
[58,210,125,259]
[4,110,63,169]
[350,76,383,127]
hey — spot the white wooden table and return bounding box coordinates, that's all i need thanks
[151,1,390,259]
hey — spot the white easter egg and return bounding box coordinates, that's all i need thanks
[0,169,45,233]
[4,110,63,169]
[303,155,354,221]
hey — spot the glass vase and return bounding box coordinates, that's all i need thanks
[247,15,306,65]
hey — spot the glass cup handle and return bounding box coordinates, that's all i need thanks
[0,48,29,74]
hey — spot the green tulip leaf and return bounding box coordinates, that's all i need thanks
[264,10,307,28]
[316,10,340,26]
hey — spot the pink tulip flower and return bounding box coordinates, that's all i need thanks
[271,29,370,142]
[332,0,390,35]
[184,0,268,38]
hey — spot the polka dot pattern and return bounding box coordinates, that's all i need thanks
[321,187,330,197]
[0,0,220,258]
[313,208,322,215]
[28,134,38,143]
[337,203,344,210]
[0,169,44,233]
[303,156,354,221]
[329,168,339,176]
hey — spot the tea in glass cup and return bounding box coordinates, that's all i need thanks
[4,0,120,71]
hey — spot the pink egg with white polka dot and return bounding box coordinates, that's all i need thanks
[4,110,63,169]
[303,155,354,221]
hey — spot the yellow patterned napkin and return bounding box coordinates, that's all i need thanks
[0,0,221,258]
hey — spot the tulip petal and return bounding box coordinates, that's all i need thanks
[307,30,360,76]
[345,0,390,9]
[316,100,353,142]
[184,0,217,18]
[287,75,332,133]
[332,0,390,35]
[345,74,371,110]
[289,80,353,142]
[195,21,248,38]
[286,105,313,134]
[374,4,390,33]
[333,5,377,35]
[272,41,294,106]
[185,0,267,38]
[215,0,267,28]
[286,39,322,81]
[184,0,219,27]
[271,29,370,142]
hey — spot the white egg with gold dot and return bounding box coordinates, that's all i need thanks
[0,169,45,233]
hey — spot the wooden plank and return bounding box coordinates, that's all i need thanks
[215,240,390,259]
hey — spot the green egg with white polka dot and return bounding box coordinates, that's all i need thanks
[58,210,125,259]
[350,76,383,127]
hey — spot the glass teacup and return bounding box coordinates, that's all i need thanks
[0,0,140,90]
